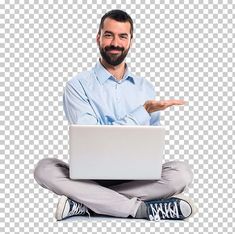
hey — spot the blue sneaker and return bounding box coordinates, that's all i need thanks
[55,195,91,221]
[145,194,197,221]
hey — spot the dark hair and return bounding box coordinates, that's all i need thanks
[98,9,134,39]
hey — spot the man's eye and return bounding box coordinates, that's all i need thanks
[104,34,112,37]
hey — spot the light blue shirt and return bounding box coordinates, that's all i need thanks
[63,59,160,125]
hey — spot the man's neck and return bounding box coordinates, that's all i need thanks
[100,58,126,81]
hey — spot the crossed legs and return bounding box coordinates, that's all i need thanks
[34,158,193,218]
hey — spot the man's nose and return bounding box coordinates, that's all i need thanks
[110,36,119,47]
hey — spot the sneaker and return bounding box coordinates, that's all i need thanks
[145,194,197,221]
[55,195,91,221]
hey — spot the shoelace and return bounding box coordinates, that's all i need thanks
[149,201,180,221]
[68,200,91,218]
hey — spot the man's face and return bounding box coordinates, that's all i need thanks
[96,18,133,66]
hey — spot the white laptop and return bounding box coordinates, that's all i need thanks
[69,125,165,180]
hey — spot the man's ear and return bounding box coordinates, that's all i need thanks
[130,37,134,48]
[96,34,100,45]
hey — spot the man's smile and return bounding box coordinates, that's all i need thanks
[108,50,121,54]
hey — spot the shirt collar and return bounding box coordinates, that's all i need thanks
[94,58,136,84]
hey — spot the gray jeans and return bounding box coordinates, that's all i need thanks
[34,158,193,218]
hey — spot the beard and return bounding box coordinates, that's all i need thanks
[98,44,130,66]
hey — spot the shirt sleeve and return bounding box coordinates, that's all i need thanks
[150,111,161,126]
[63,81,152,125]
[111,105,151,125]
[63,82,100,125]
[148,81,161,126]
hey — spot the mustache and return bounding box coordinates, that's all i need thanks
[105,46,124,52]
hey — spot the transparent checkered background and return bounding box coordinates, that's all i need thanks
[1,0,235,233]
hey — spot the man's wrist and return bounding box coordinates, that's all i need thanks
[143,103,150,113]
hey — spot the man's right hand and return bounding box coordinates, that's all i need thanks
[143,99,187,113]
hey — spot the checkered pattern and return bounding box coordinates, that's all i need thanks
[1,1,235,233]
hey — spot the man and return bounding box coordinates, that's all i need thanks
[34,9,197,221]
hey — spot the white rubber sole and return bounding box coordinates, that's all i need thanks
[55,195,68,221]
[172,193,198,220]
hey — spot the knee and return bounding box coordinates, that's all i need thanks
[176,161,193,187]
[165,161,194,192]
[34,158,56,186]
